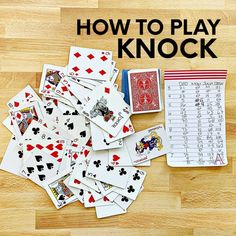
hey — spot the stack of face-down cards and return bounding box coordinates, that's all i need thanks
[1,46,171,218]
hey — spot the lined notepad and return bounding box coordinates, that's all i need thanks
[164,70,227,167]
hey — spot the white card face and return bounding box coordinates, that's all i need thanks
[83,190,113,208]
[61,77,91,105]
[67,46,112,81]
[22,139,66,164]
[95,203,127,218]
[86,150,132,188]
[18,119,60,147]
[2,116,15,134]
[96,181,116,196]
[68,173,89,191]
[90,122,123,151]
[113,168,146,200]
[82,81,131,136]
[9,101,44,140]
[105,191,119,202]
[63,175,84,204]
[7,85,42,110]
[39,64,66,97]
[110,68,119,84]
[0,137,25,178]
[103,119,135,144]
[43,170,77,209]
[125,124,171,165]
[72,160,99,192]
[21,150,59,187]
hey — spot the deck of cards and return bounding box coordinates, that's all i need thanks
[0,46,170,218]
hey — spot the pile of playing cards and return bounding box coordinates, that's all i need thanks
[1,46,170,218]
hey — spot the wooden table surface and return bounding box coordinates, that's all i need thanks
[0,1,236,235]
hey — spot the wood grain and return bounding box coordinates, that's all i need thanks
[0,1,236,235]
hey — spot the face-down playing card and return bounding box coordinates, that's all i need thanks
[82,81,131,137]
[128,69,162,114]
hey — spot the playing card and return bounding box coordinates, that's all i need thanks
[128,69,162,114]
[0,136,25,177]
[96,181,116,196]
[63,175,84,204]
[67,46,112,81]
[86,150,132,188]
[113,168,146,200]
[22,139,66,164]
[39,64,66,97]
[21,150,59,187]
[10,101,44,140]
[2,116,15,134]
[110,68,119,84]
[43,170,77,209]
[125,124,171,165]
[7,85,42,110]
[72,160,100,192]
[103,119,135,144]
[82,81,131,136]
[114,186,144,210]
[90,122,123,151]
[105,191,119,202]
[83,190,113,208]
[95,203,126,218]
[68,173,90,191]
[121,69,130,105]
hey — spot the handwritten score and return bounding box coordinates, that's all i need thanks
[164,70,227,167]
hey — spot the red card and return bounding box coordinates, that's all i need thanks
[128,69,162,114]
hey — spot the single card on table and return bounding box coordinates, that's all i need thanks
[113,168,146,200]
[43,170,77,209]
[22,139,66,164]
[21,150,60,187]
[95,203,126,218]
[90,122,123,151]
[83,190,113,208]
[10,101,44,140]
[82,81,131,136]
[86,150,132,188]
[128,69,162,114]
[67,46,112,81]
[39,64,66,98]
[0,136,25,178]
[7,85,42,110]
[125,124,170,165]
[103,119,135,144]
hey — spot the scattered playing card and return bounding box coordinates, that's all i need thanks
[67,46,112,81]
[128,69,162,114]
[125,124,171,165]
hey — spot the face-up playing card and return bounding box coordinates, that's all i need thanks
[39,64,66,98]
[82,81,131,136]
[86,150,132,188]
[95,203,126,218]
[67,46,112,81]
[128,69,162,114]
[18,119,61,147]
[83,190,112,208]
[22,139,66,164]
[2,116,15,134]
[125,124,171,165]
[0,136,25,178]
[110,68,119,84]
[105,191,119,202]
[60,77,91,105]
[96,181,116,196]
[21,150,59,187]
[72,160,99,192]
[103,119,135,144]
[68,173,90,191]
[55,80,83,112]
[10,101,44,140]
[113,168,146,200]
[114,186,143,210]
[90,122,123,151]
[43,170,77,209]
[7,85,42,110]
[63,175,84,204]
